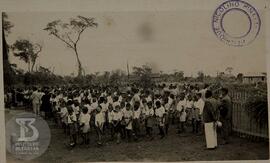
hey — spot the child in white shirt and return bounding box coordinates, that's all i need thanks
[164,98,170,135]
[112,105,123,144]
[73,101,80,120]
[107,94,113,105]
[58,101,68,134]
[67,106,78,147]
[146,101,155,140]
[99,97,108,132]
[140,99,148,136]
[133,101,141,141]
[91,98,98,110]
[79,106,90,145]
[113,96,120,110]
[193,93,205,134]
[107,104,114,140]
[176,94,187,134]
[122,103,133,141]
[120,101,127,139]
[155,101,165,139]
[186,95,194,122]
[95,106,105,145]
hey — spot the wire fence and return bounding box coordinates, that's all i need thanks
[229,90,269,141]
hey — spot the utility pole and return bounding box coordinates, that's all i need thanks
[127,60,130,80]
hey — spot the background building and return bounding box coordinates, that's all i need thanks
[242,72,267,84]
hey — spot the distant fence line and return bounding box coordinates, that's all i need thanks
[229,90,269,140]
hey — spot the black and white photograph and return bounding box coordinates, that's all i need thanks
[1,0,269,162]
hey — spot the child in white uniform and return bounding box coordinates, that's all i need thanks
[122,103,133,141]
[79,106,90,145]
[133,101,141,141]
[176,94,186,134]
[58,101,68,134]
[146,101,155,140]
[155,101,165,139]
[95,106,105,145]
[112,105,123,144]
[67,106,78,147]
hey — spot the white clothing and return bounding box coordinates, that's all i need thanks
[200,88,208,101]
[80,113,90,125]
[67,112,77,124]
[194,98,205,115]
[204,122,217,149]
[155,106,165,118]
[60,107,68,118]
[133,109,141,119]
[31,91,41,104]
[107,96,113,104]
[123,109,133,129]
[186,100,194,108]
[91,102,98,110]
[180,111,186,122]
[168,97,174,107]
[85,104,94,114]
[133,94,140,103]
[177,99,186,112]
[146,96,152,103]
[112,111,123,121]
[108,111,113,123]
[113,101,120,109]
[73,106,80,115]
[95,112,105,127]
[145,107,154,116]
[118,95,123,102]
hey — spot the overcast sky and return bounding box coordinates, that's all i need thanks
[6,10,266,76]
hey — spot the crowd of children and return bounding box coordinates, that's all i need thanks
[26,83,208,148]
[6,83,224,148]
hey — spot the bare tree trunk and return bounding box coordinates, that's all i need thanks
[31,60,36,73]
[74,48,82,77]
[28,62,31,73]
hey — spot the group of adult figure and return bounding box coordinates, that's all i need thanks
[203,87,232,148]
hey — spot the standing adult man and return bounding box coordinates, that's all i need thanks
[219,87,232,145]
[194,93,205,134]
[203,90,218,149]
[41,89,52,119]
[30,87,41,115]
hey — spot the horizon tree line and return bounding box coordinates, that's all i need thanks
[3,13,245,86]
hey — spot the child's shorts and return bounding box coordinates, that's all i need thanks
[82,124,90,133]
[125,119,133,130]
[132,119,140,130]
[180,112,186,122]
[69,123,78,134]
[146,117,155,128]
[113,122,121,133]
[186,108,192,120]
[169,112,174,119]
[194,109,200,121]
[157,117,165,127]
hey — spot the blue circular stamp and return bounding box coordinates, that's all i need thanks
[212,0,261,46]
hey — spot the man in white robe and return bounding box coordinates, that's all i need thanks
[203,90,218,149]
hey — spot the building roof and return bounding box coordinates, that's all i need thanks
[150,73,161,78]
[243,72,267,77]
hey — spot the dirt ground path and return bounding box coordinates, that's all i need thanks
[5,109,269,162]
